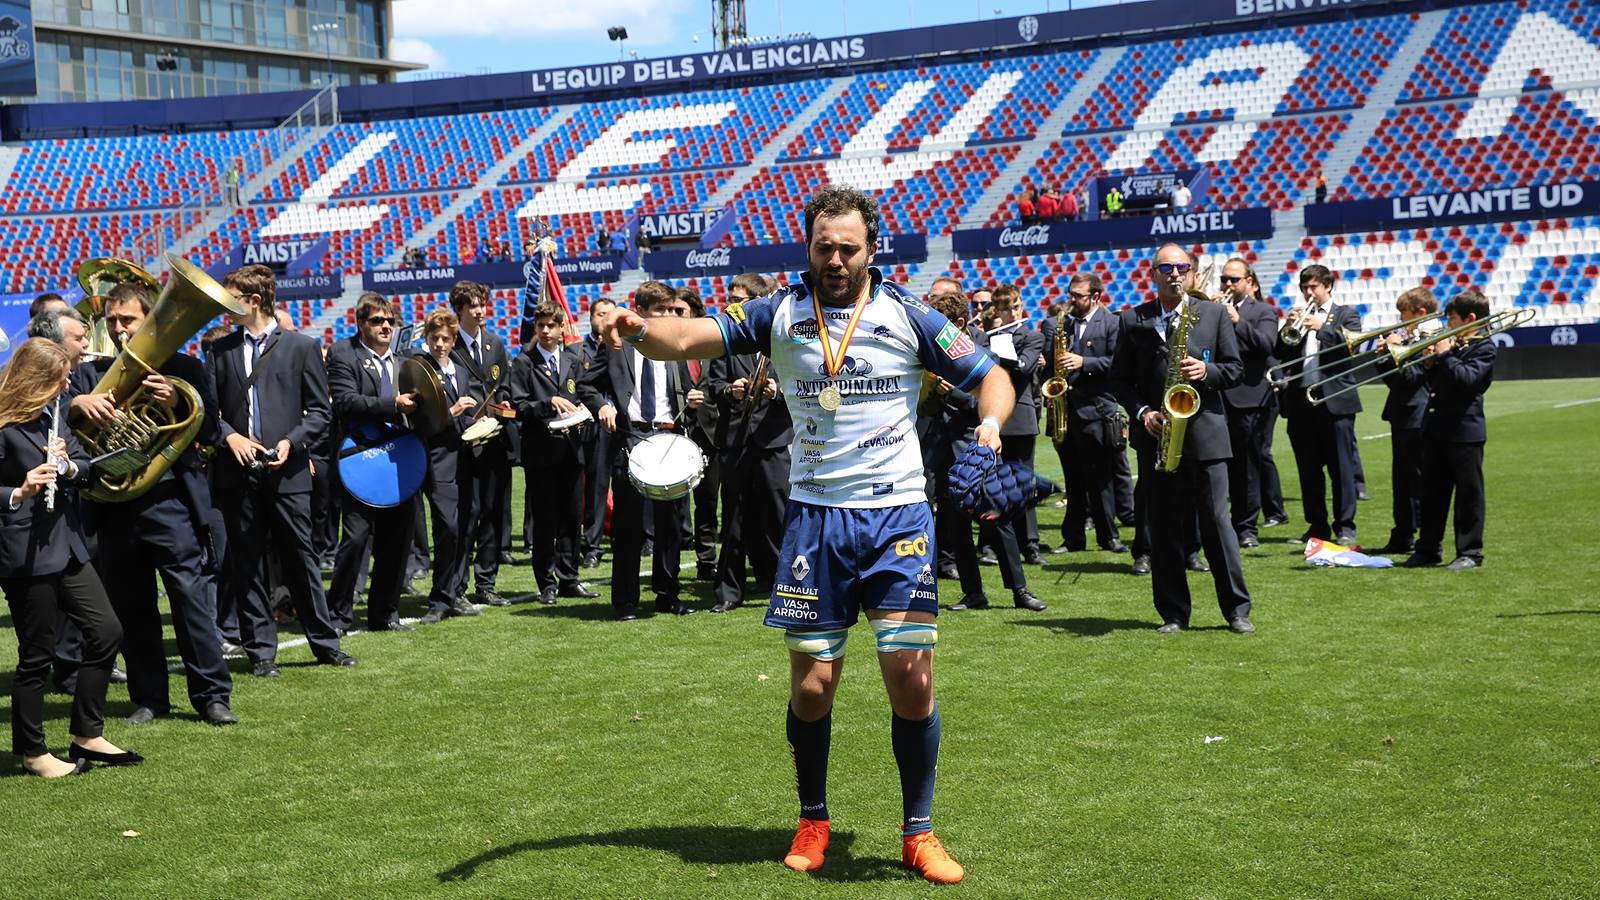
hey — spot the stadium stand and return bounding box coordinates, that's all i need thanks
[1,0,1597,351]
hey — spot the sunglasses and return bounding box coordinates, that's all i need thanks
[1219,274,1245,285]
[1155,263,1192,275]
[1068,290,1097,300]
[364,316,397,326]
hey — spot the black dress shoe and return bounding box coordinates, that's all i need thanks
[477,591,511,608]
[710,599,743,613]
[1229,616,1255,635]
[1100,538,1129,553]
[1301,528,1331,542]
[126,706,162,725]
[937,562,960,580]
[697,563,717,581]
[1373,542,1414,555]
[582,552,602,569]
[220,641,245,656]
[640,540,654,556]
[615,606,639,621]
[538,586,559,605]
[498,550,515,564]
[1261,514,1290,528]
[655,598,697,616]
[68,743,144,766]
[1401,553,1443,568]
[559,583,600,599]
[1130,555,1151,575]
[1334,531,1358,546]
[316,651,358,667]
[1156,621,1183,634]
[449,597,482,617]
[1052,541,1083,554]
[1022,546,1046,566]
[1012,590,1047,611]
[203,701,239,726]
[950,594,990,610]
[1357,487,1371,501]
[418,609,445,625]
[1185,553,1209,573]
[251,660,281,678]
[1238,534,1261,548]
[110,666,128,685]
[977,548,999,566]
[1446,556,1482,570]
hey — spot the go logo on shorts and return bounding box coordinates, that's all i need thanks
[894,534,930,557]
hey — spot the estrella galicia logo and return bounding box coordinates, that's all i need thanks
[790,318,819,343]
[1018,15,1039,42]
[817,355,873,378]
[0,17,31,59]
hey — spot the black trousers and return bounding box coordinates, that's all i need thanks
[713,445,789,605]
[1286,409,1359,537]
[220,485,342,663]
[311,456,338,561]
[1416,438,1486,561]
[610,431,684,610]
[938,491,1026,595]
[1130,446,1200,559]
[690,433,720,566]
[1225,405,1275,540]
[1146,457,1251,627]
[471,444,511,593]
[1389,427,1424,544]
[582,426,613,556]
[328,493,414,631]
[989,434,1040,551]
[1113,443,1136,524]
[5,562,121,757]
[527,459,585,591]
[1259,403,1288,520]
[1059,418,1121,548]
[100,486,231,715]
[208,503,239,644]
[426,472,476,614]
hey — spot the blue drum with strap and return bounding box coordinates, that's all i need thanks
[337,357,449,508]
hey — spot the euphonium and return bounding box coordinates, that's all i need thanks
[1040,308,1070,444]
[1154,301,1201,474]
[73,254,249,503]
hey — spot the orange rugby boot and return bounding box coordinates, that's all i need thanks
[902,830,965,884]
[783,818,830,873]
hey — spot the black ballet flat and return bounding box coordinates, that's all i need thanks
[68,744,144,766]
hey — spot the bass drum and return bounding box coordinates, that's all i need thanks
[337,423,428,507]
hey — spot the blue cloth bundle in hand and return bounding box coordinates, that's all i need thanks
[945,441,1059,522]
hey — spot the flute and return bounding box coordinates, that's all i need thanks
[44,396,60,512]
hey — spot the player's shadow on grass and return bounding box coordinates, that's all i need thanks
[1037,561,1133,576]
[1495,609,1600,618]
[1011,617,1152,636]
[438,825,903,882]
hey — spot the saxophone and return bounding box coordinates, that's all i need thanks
[1039,308,1070,444]
[1154,301,1201,474]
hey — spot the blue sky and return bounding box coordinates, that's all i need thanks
[392,0,1127,78]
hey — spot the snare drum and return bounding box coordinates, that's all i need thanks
[626,432,705,502]
[548,405,594,434]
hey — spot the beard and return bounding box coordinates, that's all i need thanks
[811,263,869,307]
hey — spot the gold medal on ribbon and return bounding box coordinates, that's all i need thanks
[812,289,870,414]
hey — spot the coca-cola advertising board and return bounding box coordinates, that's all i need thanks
[646,233,928,277]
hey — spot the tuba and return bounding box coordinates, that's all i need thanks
[73,254,249,503]
[1039,308,1070,444]
[76,258,162,362]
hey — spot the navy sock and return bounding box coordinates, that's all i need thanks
[787,703,831,821]
[892,702,941,836]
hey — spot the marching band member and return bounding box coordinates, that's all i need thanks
[579,299,617,569]
[578,281,701,620]
[1217,259,1280,549]
[1,338,136,776]
[450,281,515,609]
[90,282,236,726]
[679,287,721,582]
[508,301,598,604]
[973,284,1046,566]
[327,292,435,633]
[209,264,353,677]
[1376,288,1439,555]
[706,273,791,613]
[415,308,489,622]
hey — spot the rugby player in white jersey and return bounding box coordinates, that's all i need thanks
[602,185,1015,883]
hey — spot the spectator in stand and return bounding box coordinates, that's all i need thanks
[637,231,652,265]
[1017,188,1037,224]
[609,230,628,257]
[1314,174,1328,205]
[596,226,611,256]
[1105,186,1124,218]
[1037,188,1059,220]
[1060,187,1080,222]
[1171,182,1192,211]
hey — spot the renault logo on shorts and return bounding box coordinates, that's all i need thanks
[894,534,929,557]
[791,555,811,581]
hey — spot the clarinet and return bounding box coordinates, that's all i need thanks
[44,396,60,512]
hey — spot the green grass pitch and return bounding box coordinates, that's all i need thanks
[2,377,1597,898]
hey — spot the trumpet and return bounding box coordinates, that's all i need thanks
[1303,307,1536,406]
[1278,304,1311,347]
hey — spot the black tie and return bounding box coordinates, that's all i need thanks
[1072,316,1086,351]
[443,369,458,402]
[377,354,394,401]
[547,352,559,382]
[249,335,265,439]
[639,353,656,423]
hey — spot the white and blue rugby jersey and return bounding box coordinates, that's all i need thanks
[715,268,994,508]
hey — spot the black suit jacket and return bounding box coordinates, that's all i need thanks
[1382,361,1429,430]
[1422,337,1495,443]
[1109,298,1241,463]
[1276,303,1364,418]
[451,328,515,455]
[1223,297,1280,410]
[326,336,408,456]
[975,325,1043,437]
[706,351,794,451]
[508,344,588,469]
[209,327,330,493]
[1042,306,1121,423]
[418,355,475,485]
[577,340,691,459]
[0,414,93,578]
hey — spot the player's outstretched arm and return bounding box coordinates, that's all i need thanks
[602,308,727,360]
[972,365,1015,452]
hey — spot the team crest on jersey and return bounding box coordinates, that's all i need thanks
[871,324,893,340]
[935,322,975,359]
[817,355,873,378]
[724,301,746,324]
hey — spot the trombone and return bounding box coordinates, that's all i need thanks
[1265,314,1440,388]
[1302,307,1536,406]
